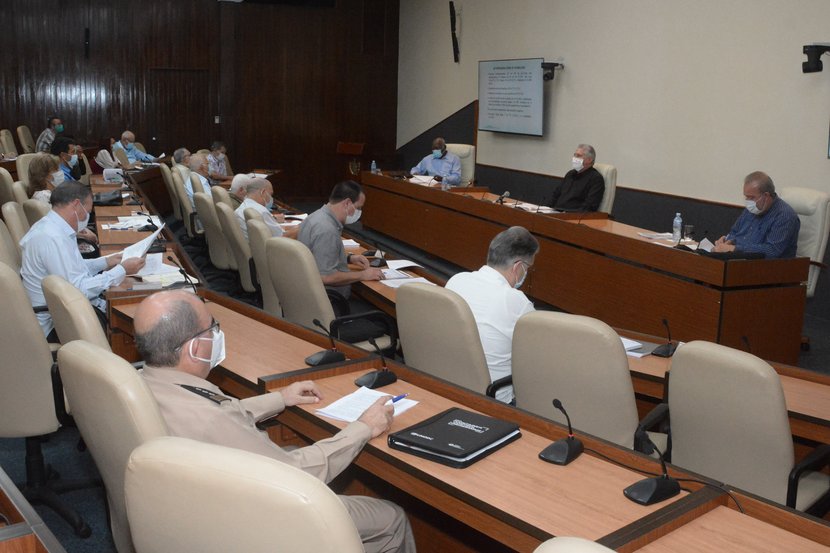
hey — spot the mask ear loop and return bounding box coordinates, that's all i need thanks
[188,335,212,364]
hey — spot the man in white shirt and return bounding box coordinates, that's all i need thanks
[228,173,250,209]
[20,181,146,340]
[445,226,538,404]
[235,178,297,240]
[173,147,192,187]
[184,153,210,209]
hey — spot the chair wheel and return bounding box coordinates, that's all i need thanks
[76,522,92,538]
[801,342,811,352]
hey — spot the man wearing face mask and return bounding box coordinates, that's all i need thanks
[50,137,80,182]
[35,115,63,153]
[713,171,800,258]
[445,226,538,404]
[135,290,416,553]
[19,182,145,340]
[207,141,232,184]
[549,144,605,212]
[410,137,462,186]
[112,130,157,165]
[298,180,384,299]
[235,178,297,240]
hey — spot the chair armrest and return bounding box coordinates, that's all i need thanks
[51,363,73,427]
[634,403,670,456]
[485,375,513,399]
[787,443,830,508]
[809,260,827,270]
[326,289,350,318]
[32,305,49,313]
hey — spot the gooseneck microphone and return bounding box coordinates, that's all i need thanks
[538,398,584,465]
[495,190,511,204]
[651,318,678,358]
[624,430,680,505]
[353,338,398,389]
[166,255,199,296]
[304,319,347,367]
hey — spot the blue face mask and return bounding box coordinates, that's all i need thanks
[432,149,443,159]
[265,197,274,210]
[69,154,78,167]
[124,141,134,151]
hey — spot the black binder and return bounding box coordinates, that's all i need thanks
[388,407,521,468]
[93,190,122,206]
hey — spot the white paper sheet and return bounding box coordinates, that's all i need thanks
[381,268,410,280]
[620,337,642,351]
[385,259,424,271]
[379,277,434,289]
[342,239,360,247]
[122,225,165,259]
[316,386,418,423]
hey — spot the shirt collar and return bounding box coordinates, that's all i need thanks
[480,264,511,287]
[47,209,77,237]
[322,204,343,230]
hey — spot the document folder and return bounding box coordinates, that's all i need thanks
[388,407,521,468]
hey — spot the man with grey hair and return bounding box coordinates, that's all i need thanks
[20,181,145,339]
[445,226,539,404]
[228,173,250,209]
[112,130,157,164]
[550,143,605,212]
[234,178,297,240]
[135,290,416,553]
[714,171,800,258]
[172,147,192,188]
[184,152,210,209]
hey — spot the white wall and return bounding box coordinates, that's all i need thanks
[398,0,830,203]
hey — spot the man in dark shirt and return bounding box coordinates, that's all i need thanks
[549,144,605,212]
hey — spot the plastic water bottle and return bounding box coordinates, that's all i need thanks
[370,160,377,174]
[672,213,683,243]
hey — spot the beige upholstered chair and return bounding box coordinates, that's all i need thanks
[779,187,830,297]
[58,340,168,553]
[222,154,234,177]
[158,163,182,221]
[0,263,92,537]
[669,341,829,513]
[12,180,28,204]
[0,129,18,157]
[216,202,257,292]
[0,167,15,204]
[171,170,202,239]
[266,237,394,351]
[42,275,110,349]
[78,153,92,186]
[23,198,50,226]
[446,143,476,185]
[133,142,147,153]
[2,201,30,259]
[16,125,35,154]
[194,192,235,271]
[113,147,130,168]
[125,437,363,553]
[0,219,21,272]
[534,537,615,553]
[397,282,500,396]
[248,219,281,317]
[512,311,666,452]
[189,172,206,196]
[593,163,617,214]
[15,153,37,188]
[211,184,232,207]
[196,148,210,155]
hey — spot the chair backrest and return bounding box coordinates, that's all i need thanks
[397,283,492,393]
[248,219,281,317]
[446,143,476,185]
[78,153,92,186]
[15,153,37,188]
[22,199,49,226]
[0,168,15,205]
[196,148,210,155]
[42,275,110,349]
[58,340,168,553]
[158,163,182,221]
[125,437,363,553]
[194,192,234,271]
[113,147,130,168]
[189,172,206,196]
[593,163,617,214]
[669,340,794,505]
[216,202,256,292]
[0,219,21,272]
[222,154,234,176]
[211,185,232,207]
[243,206,261,223]
[266,237,335,329]
[534,537,615,553]
[778,186,830,297]
[133,142,146,153]
[16,125,35,154]
[0,262,58,438]
[512,311,639,448]
[11,180,28,204]
[171,170,199,238]
[0,129,18,157]
[2,201,30,259]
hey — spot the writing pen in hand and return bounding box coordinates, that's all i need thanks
[387,394,409,404]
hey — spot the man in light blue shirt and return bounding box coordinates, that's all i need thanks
[410,137,462,186]
[20,181,146,340]
[112,130,157,164]
[50,136,79,182]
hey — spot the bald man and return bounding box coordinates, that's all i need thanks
[410,137,461,186]
[135,291,415,553]
[184,153,210,209]
[228,173,250,209]
[111,130,156,164]
[235,178,298,240]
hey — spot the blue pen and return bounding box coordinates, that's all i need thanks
[391,393,409,403]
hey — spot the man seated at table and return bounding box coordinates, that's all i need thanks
[68,142,87,182]
[549,144,605,212]
[184,153,211,209]
[410,137,461,186]
[229,173,249,209]
[235,178,297,240]
[50,136,80,182]
[207,141,232,184]
[713,171,800,258]
[134,290,416,553]
[445,226,538,404]
[112,130,157,165]
[35,115,63,153]
[20,181,145,341]
[298,180,383,299]
[172,147,192,184]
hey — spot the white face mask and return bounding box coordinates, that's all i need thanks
[514,262,528,289]
[745,197,763,215]
[189,329,226,370]
[571,157,584,172]
[52,170,65,186]
[345,207,362,225]
[75,203,90,233]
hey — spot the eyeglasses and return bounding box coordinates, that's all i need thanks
[173,318,220,352]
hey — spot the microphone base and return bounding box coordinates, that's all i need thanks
[304,350,346,367]
[539,437,584,466]
[354,369,397,389]
[652,342,678,358]
[624,476,681,505]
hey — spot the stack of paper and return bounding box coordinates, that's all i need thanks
[316,387,418,422]
[342,239,361,248]
[379,277,434,289]
[408,175,436,185]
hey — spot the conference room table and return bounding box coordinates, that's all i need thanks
[360,172,809,365]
